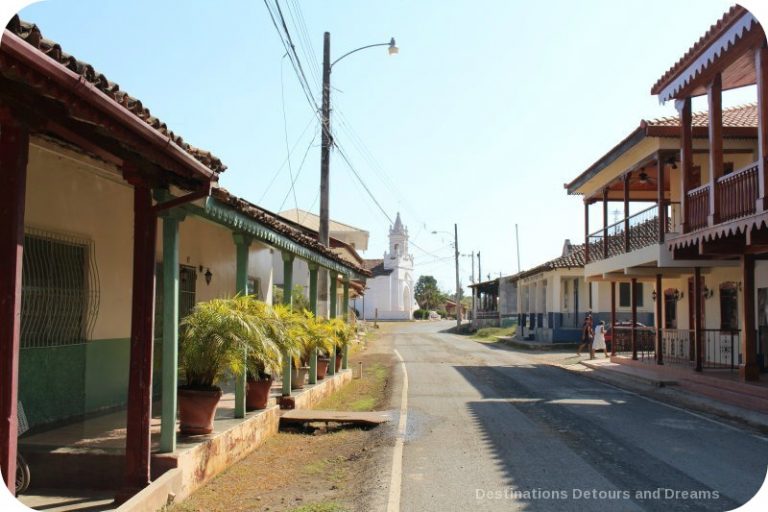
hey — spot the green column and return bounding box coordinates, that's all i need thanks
[308,263,319,384]
[328,271,338,376]
[281,252,294,396]
[233,233,252,418]
[160,211,184,453]
[342,278,350,370]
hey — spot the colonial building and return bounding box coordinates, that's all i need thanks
[358,213,416,320]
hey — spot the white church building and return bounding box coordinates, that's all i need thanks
[357,213,416,320]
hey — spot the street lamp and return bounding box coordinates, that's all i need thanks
[317,32,397,315]
[319,33,398,247]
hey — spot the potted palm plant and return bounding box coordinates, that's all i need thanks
[178,298,255,435]
[272,304,308,390]
[238,299,283,411]
[329,317,354,372]
[296,312,334,387]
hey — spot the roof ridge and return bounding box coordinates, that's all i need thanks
[4,15,226,174]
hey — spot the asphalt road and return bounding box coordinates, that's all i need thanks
[384,321,768,512]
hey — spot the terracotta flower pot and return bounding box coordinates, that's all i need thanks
[335,352,343,372]
[178,386,223,435]
[291,366,309,389]
[317,357,330,380]
[246,376,273,410]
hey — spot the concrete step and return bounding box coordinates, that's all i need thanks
[579,360,679,387]
[678,379,768,415]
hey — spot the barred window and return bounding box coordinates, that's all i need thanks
[247,276,263,300]
[21,230,99,348]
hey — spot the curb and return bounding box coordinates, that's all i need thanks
[552,360,768,435]
[496,336,579,351]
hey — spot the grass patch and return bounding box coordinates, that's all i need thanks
[316,361,390,412]
[289,502,348,512]
[472,326,516,340]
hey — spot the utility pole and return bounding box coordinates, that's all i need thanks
[515,223,521,273]
[471,251,476,322]
[478,252,482,284]
[317,32,333,315]
[454,223,461,327]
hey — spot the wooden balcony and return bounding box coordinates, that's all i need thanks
[684,163,760,232]
[686,184,709,231]
[586,204,672,263]
[717,163,758,223]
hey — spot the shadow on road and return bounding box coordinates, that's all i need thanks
[452,364,751,512]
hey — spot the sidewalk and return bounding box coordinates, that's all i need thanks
[556,356,768,433]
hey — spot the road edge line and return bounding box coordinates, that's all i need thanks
[387,349,408,512]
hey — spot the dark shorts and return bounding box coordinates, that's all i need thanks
[582,335,593,345]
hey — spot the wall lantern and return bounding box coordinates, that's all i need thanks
[198,265,213,286]
[652,289,657,302]
[703,286,714,300]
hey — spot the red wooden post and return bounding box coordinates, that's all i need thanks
[708,73,723,226]
[623,174,630,252]
[677,98,693,232]
[610,281,616,357]
[756,45,768,212]
[694,267,703,372]
[602,188,608,259]
[740,254,759,381]
[0,112,28,494]
[631,277,638,360]
[657,153,666,243]
[584,200,590,263]
[656,273,663,365]
[121,180,157,496]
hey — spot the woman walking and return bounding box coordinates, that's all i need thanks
[576,314,593,357]
[592,320,608,359]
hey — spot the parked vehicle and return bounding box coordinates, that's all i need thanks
[428,311,441,320]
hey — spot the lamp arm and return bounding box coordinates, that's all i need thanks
[331,42,391,68]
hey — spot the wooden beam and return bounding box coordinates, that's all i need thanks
[122,180,158,497]
[602,188,608,259]
[610,281,617,357]
[584,200,590,263]
[657,152,667,244]
[740,254,759,381]
[708,73,723,226]
[758,45,768,212]
[624,174,630,252]
[694,267,703,372]
[677,98,693,233]
[0,111,28,495]
[655,273,663,365]
[631,277,638,360]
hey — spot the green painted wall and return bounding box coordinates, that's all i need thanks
[19,344,86,428]
[84,338,130,413]
[19,338,133,429]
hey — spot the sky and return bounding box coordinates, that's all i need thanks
[4,0,758,294]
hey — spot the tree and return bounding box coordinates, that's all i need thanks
[415,275,444,310]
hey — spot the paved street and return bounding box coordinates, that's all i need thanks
[384,321,768,512]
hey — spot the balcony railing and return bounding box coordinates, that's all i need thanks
[586,204,673,263]
[686,184,709,231]
[717,163,758,222]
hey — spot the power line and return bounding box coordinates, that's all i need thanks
[280,55,300,213]
[257,115,317,204]
[278,128,319,211]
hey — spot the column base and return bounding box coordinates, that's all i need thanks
[739,363,760,382]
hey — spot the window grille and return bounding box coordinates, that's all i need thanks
[21,229,99,348]
[179,265,197,320]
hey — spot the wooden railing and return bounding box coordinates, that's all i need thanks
[717,163,758,222]
[686,184,709,231]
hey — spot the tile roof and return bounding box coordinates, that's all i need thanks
[211,188,370,277]
[644,103,757,128]
[651,5,749,95]
[362,259,394,277]
[4,15,226,174]
[502,244,587,282]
